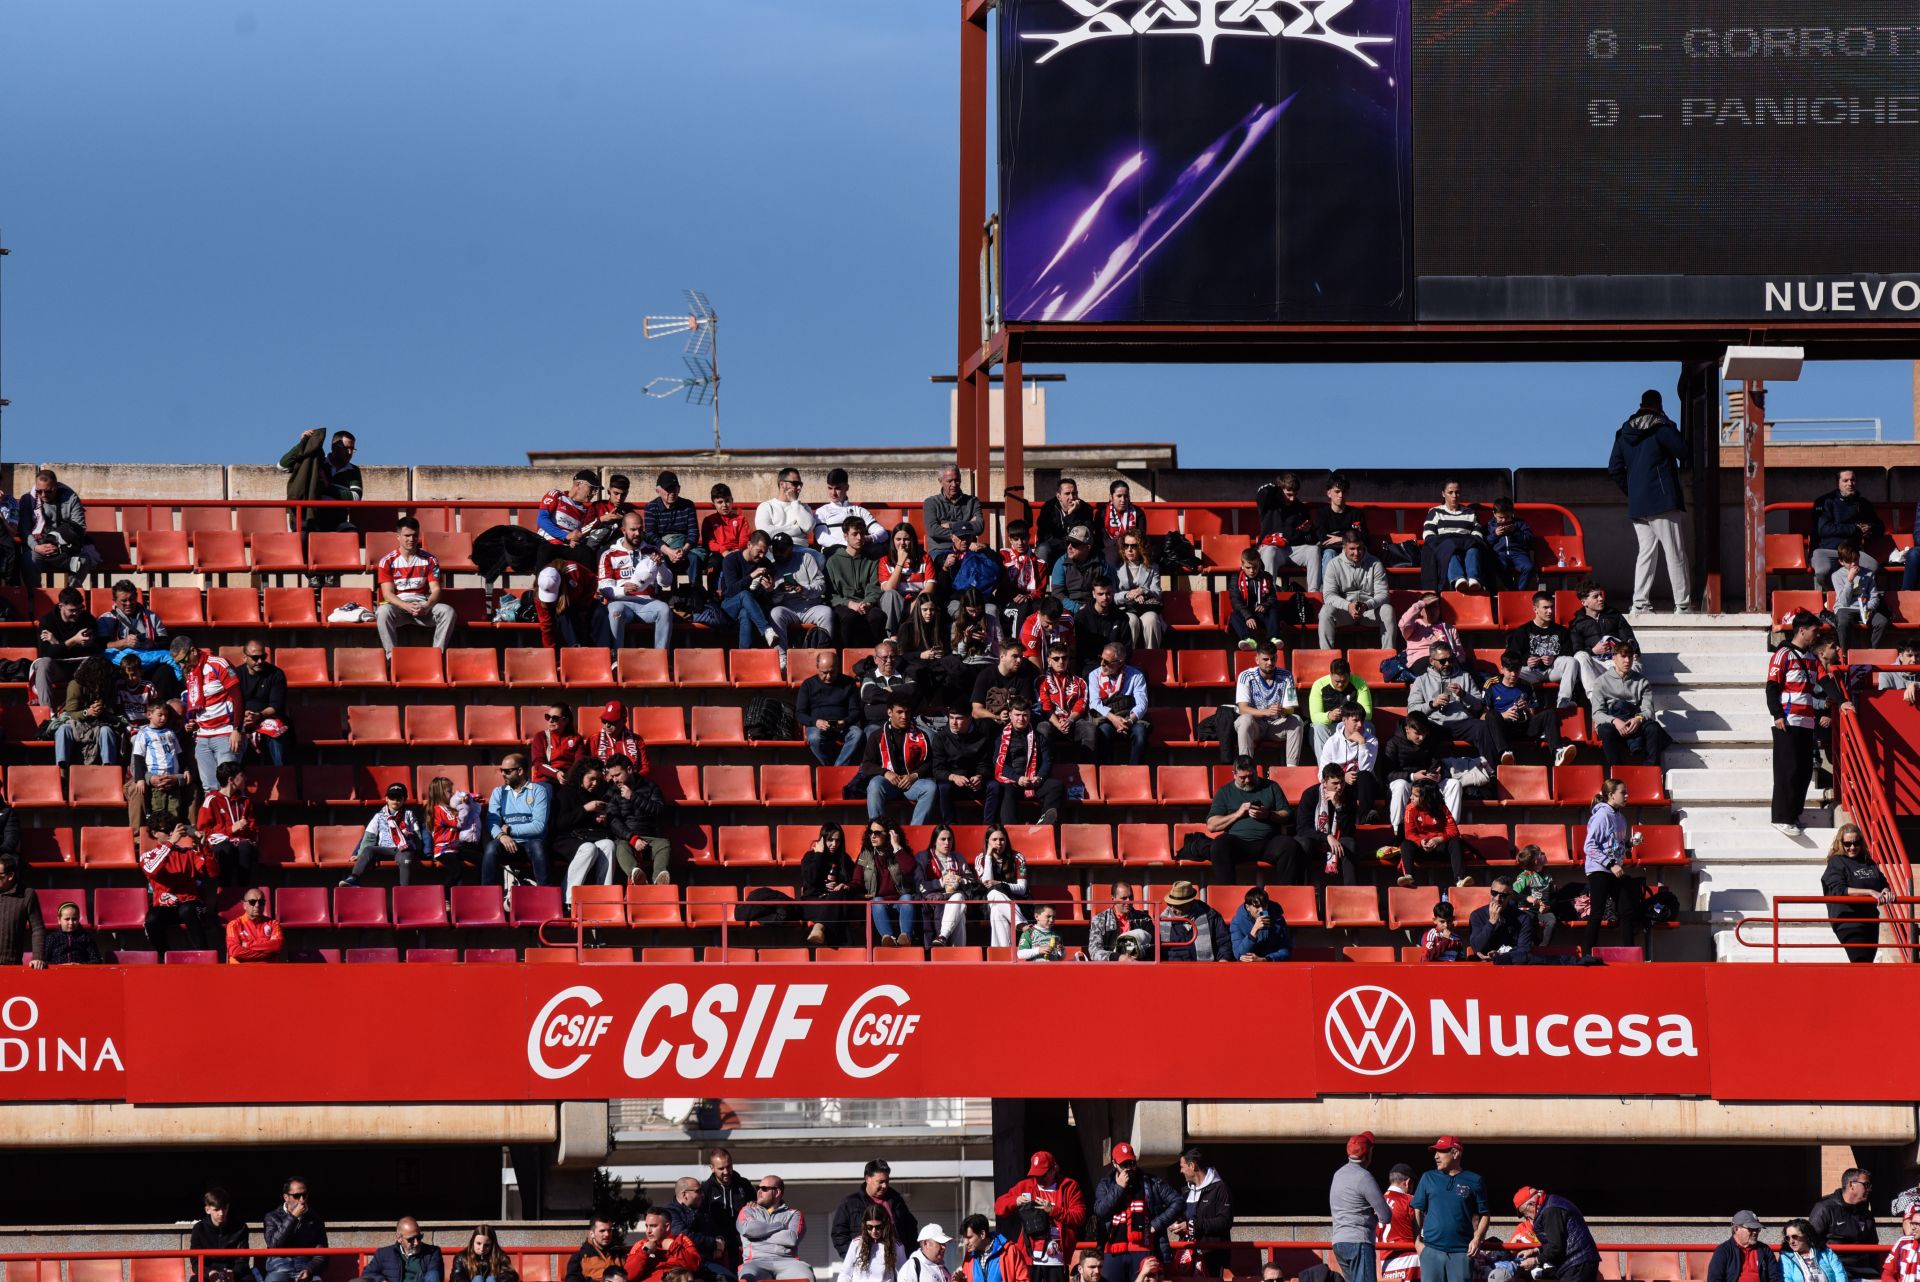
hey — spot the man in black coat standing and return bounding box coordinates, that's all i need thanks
[831,1159,920,1258]
[1607,389,1692,615]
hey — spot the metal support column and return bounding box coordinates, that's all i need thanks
[1680,360,1723,614]
[1002,351,1024,513]
[1742,381,1768,613]
[956,4,989,488]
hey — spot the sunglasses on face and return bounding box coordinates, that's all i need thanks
[1841,840,1862,848]
[545,713,565,722]
[244,897,265,906]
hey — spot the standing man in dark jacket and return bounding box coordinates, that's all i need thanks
[280,427,363,533]
[1091,1143,1182,1282]
[0,856,46,968]
[1169,1148,1233,1277]
[831,1159,920,1258]
[1607,390,1692,615]
[1707,1212,1782,1282]
[261,1176,328,1282]
[1810,469,1884,581]
[702,1147,756,1267]
[1512,1188,1600,1282]
[1810,1171,1879,1280]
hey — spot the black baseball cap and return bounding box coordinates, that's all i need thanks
[572,469,603,490]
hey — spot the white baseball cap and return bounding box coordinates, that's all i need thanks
[919,1225,952,1245]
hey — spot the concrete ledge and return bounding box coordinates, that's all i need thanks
[0,1102,561,1146]
[1187,1098,1916,1144]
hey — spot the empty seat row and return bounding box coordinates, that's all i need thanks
[38,883,566,931]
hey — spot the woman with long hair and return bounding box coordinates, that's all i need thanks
[449,1225,518,1282]
[856,818,920,947]
[1820,822,1889,963]
[799,822,860,947]
[949,587,999,664]
[554,758,613,906]
[878,522,929,637]
[839,1208,905,1282]
[1779,1220,1847,1282]
[1112,534,1167,651]
[973,824,1029,948]
[918,823,975,946]
[1582,778,1632,955]
[427,775,481,882]
[55,654,124,768]
[1398,778,1467,889]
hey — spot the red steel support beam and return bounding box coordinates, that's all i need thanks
[957,3,990,490]
[1742,381,1767,612]
[1002,352,1024,511]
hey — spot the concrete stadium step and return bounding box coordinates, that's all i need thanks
[1675,805,1837,852]
[1623,612,1771,631]
[1666,769,1778,803]
[1639,652,1766,686]
[1664,746,1774,771]
[1696,860,1840,962]
[1657,708,1774,743]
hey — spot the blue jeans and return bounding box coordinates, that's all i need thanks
[722,590,774,648]
[481,836,550,885]
[806,724,866,766]
[193,735,238,791]
[53,723,119,767]
[870,896,918,941]
[1445,546,1491,586]
[1095,717,1149,765]
[247,733,286,767]
[1495,549,1536,590]
[1334,1244,1377,1282]
[867,775,936,823]
[1420,1250,1471,1282]
[1906,556,1920,591]
[602,597,673,652]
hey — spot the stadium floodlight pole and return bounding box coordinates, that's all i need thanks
[643,289,720,453]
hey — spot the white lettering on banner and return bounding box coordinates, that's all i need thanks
[524,983,917,1084]
[1323,986,1697,1076]
[0,995,123,1075]
[1023,0,1394,69]
[1764,279,1920,313]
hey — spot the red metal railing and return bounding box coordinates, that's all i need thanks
[1732,895,1918,962]
[1837,703,1915,953]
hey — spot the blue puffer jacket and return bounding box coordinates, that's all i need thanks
[1608,409,1688,518]
[1779,1249,1847,1282]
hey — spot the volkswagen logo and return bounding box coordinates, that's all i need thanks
[1324,985,1416,1076]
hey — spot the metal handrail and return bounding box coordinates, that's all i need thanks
[1837,704,1915,952]
[1732,895,1918,962]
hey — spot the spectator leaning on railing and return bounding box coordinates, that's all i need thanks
[1810,1169,1880,1282]
[364,1218,445,1282]
[261,1176,328,1282]
[0,855,46,969]
[192,1186,252,1282]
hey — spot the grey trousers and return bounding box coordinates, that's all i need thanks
[1630,512,1692,612]
[377,602,457,654]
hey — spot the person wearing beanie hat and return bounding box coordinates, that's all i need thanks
[1510,1187,1600,1282]
[1608,387,1692,614]
[1330,1133,1391,1282]
[993,1151,1087,1282]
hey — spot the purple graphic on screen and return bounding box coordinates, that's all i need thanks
[1010,99,1293,323]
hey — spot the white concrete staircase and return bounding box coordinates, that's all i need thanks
[1630,613,1837,961]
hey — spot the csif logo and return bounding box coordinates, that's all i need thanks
[1023,0,1394,69]
[1322,985,1699,1075]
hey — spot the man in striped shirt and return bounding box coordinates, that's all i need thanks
[597,510,675,655]
[374,518,457,657]
[171,633,241,790]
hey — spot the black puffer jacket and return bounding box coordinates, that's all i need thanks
[1808,1189,1879,1279]
[1813,489,1884,550]
[1375,725,1447,787]
[605,776,668,844]
[1568,607,1637,658]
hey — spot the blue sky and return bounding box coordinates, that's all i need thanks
[1,0,1911,470]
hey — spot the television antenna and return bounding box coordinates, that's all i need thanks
[643,289,720,452]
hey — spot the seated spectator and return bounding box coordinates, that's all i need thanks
[564,1218,626,1282]
[987,703,1065,826]
[999,519,1043,642]
[1423,478,1490,591]
[923,464,983,561]
[1398,591,1461,677]
[1399,778,1468,888]
[1314,473,1369,578]
[1019,595,1075,664]
[795,650,866,766]
[1156,880,1231,961]
[1230,885,1292,961]
[812,468,886,552]
[535,553,595,653]
[97,579,172,677]
[47,899,106,965]
[950,587,1000,668]
[1088,644,1149,765]
[1779,1222,1848,1282]
[1255,471,1321,589]
[602,473,634,519]
[1049,526,1110,614]
[1207,755,1303,885]
[593,701,651,772]
[856,820,922,947]
[702,483,749,568]
[32,585,101,710]
[1036,642,1096,762]
[481,754,551,885]
[856,639,919,727]
[1232,641,1305,765]
[738,1177,811,1282]
[1467,874,1540,963]
[1087,882,1153,960]
[449,1226,518,1282]
[126,697,193,834]
[1316,704,1381,816]
[1096,480,1145,571]
[0,856,44,967]
[899,592,959,705]
[375,518,457,657]
[280,429,362,535]
[1831,542,1889,653]
[625,1209,703,1282]
[1408,641,1497,763]
[1511,843,1558,944]
[1568,580,1638,690]
[917,823,974,946]
[866,699,936,823]
[19,467,101,587]
[1227,547,1287,650]
[1319,533,1395,650]
[190,1187,251,1282]
[1504,591,1581,710]
[604,754,671,885]
[532,703,586,786]
[971,826,1031,947]
[536,471,612,569]
[261,1176,328,1282]
[1590,641,1669,768]
[236,642,290,766]
[767,532,834,646]
[930,707,993,821]
[1036,477,1094,569]
[554,760,615,906]
[1908,507,1920,592]
[141,817,217,956]
[428,775,483,876]
[1377,712,1464,829]
[1017,903,1066,960]
[1421,900,1468,961]
[940,530,1003,623]
[173,633,242,790]
[0,485,15,584]
[55,655,123,771]
[972,646,1039,728]
[754,467,816,557]
[227,889,285,965]
[1876,641,1920,707]
[342,782,425,887]
[799,822,861,946]
[1077,580,1133,657]
[1297,763,1362,883]
[879,523,932,636]
[198,760,260,890]
[1111,533,1166,650]
[645,471,706,593]
[1484,497,1537,589]
[717,531,781,651]
[1810,468,1882,581]
[1308,660,1373,751]
[597,510,675,656]
[826,519,886,645]
[1484,653,1573,766]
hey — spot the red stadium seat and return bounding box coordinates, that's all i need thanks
[1292,648,1338,688]
[404,705,462,745]
[692,706,749,746]
[703,765,758,803]
[389,648,446,687]
[207,586,265,625]
[1765,533,1808,573]
[79,827,137,868]
[334,886,390,927]
[348,706,405,745]
[1163,591,1217,630]
[251,532,307,574]
[258,826,312,868]
[308,532,365,573]
[1155,765,1212,805]
[510,885,566,928]
[193,530,250,573]
[719,826,776,866]
[729,649,786,688]
[626,885,684,927]
[572,885,629,927]
[464,948,519,963]
[275,886,333,928]
[1115,824,1171,864]
[345,947,401,964]
[446,649,503,687]
[133,529,192,571]
[1266,884,1321,929]
[629,705,687,745]
[1174,650,1230,689]
[165,950,221,964]
[20,826,78,870]
[1098,767,1152,805]
[1343,945,1397,964]
[1513,824,1572,864]
[1387,886,1441,929]
[1492,765,1552,807]
[8,766,65,807]
[687,887,738,927]
[311,825,363,866]
[1325,886,1386,928]
[392,886,450,929]
[561,649,616,687]
[505,649,560,687]
[91,888,150,931]
[332,648,389,686]
[617,649,671,687]
[69,766,126,807]
[450,886,509,929]
[760,765,816,803]
[673,650,729,687]
[1059,825,1116,864]
[407,947,460,963]
[276,647,332,689]
[263,587,321,628]
[1612,764,1670,805]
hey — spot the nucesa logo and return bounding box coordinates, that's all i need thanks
[526,983,920,1083]
[1322,985,1700,1077]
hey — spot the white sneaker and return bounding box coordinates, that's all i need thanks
[763,627,780,647]
[1499,751,1516,766]
[1466,578,1482,591]
[1554,744,1576,766]
[1237,638,1257,650]
[1772,822,1803,837]
[1453,579,1468,592]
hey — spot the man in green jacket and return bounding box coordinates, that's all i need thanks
[279,427,363,533]
[1307,658,1373,752]
[826,518,885,645]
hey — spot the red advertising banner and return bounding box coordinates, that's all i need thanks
[0,964,1904,1106]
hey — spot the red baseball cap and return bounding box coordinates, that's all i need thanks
[1028,1151,1056,1178]
[1429,1135,1462,1152]
[1513,1187,1542,1212]
[1112,1142,1137,1164]
[601,700,626,722]
[1346,1132,1376,1160]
